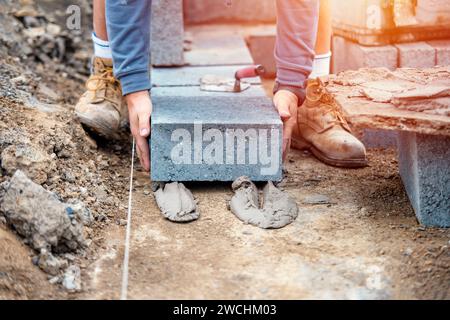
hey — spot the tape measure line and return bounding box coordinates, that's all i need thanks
[120,138,136,300]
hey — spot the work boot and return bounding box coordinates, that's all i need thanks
[75,57,127,138]
[292,78,367,167]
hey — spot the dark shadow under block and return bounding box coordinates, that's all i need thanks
[398,132,450,227]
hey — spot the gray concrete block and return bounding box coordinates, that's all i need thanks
[361,129,398,149]
[151,0,184,66]
[150,95,282,182]
[395,42,436,68]
[427,40,450,66]
[152,66,261,87]
[332,36,398,74]
[398,132,450,227]
[184,0,276,24]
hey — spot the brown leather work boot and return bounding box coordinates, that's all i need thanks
[75,57,127,138]
[291,78,367,167]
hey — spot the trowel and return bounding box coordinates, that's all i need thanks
[200,65,265,93]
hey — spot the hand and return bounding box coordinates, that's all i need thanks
[273,90,298,162]
[126,90,152,171]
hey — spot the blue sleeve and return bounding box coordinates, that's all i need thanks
[105,0,152,96]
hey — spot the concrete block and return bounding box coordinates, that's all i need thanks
[152,66,261,87]
[184,25,254,66]
[151,0,184,66]
[246,34,276,78]
[398,132,450,227]
[184,0,276,24]
[395,42,436,68]
[150,94,282,182]
[427,40,450,66]
[332,36,398,74]
[360,129,398,149]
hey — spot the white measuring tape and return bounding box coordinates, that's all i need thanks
[120,138,136,300]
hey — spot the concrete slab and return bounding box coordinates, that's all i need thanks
[151,0,184,66]
[332,36,398,74]
[427,40,450,66]
[184,25,254,66]
[152,66,261,87]
[184,0,276,24]
[398,132,450,227]
[395,42,436,68]
[150,95,282,182]
[328,68,450,137]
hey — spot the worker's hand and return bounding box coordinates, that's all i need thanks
[273,90,299,162]
[126,90,152,172]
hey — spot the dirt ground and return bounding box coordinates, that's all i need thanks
[0,0,449,300]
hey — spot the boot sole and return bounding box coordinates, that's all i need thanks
[292,137,368,168]
[76,113,119,139]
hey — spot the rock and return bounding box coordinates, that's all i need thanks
[66,201,93,226]
[38,249,68,276]
[48,276,60,285]
[1,143,55,184]
[62,265,81,292]
[404,248,413,256]
[0,170,86,252]
[303,194,332,205]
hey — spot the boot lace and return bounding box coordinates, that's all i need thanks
[86,67,122,105]
[314,84,348,127]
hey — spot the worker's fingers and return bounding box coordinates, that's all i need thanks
[136,135,150,172]
[138,110,151,137]
[125,90,153,172]
[273,90,298,121]
[276,99,292,120]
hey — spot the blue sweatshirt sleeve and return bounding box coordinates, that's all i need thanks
[105,0,152,96]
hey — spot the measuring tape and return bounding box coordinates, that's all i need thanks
[120,138,136,300]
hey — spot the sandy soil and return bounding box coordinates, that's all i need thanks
[79,148,449,300]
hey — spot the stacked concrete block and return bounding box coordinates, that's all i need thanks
[398,132,450,227]
[395,42,436,68]
[427,40,450,66]
[151,0,184,66]
[332,36,398,74]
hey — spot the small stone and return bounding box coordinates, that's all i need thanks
[303,194,331,205]
[49,276,60,285]
[97,213,108,222]
[403,248,413,256]
[118,219,127,226]
[62,265,82,292]
[38,249,68,276]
